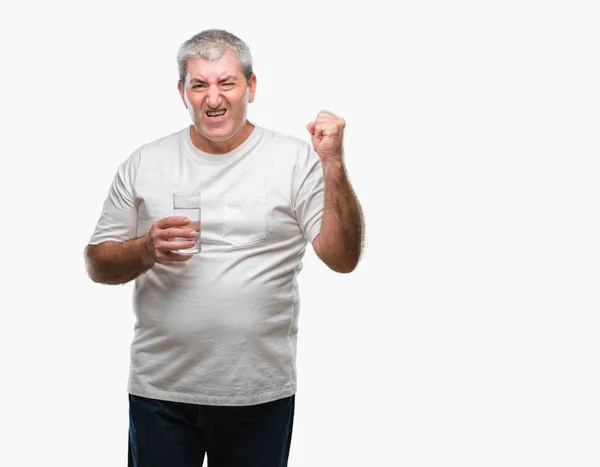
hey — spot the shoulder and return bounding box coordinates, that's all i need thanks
[120,127,186,169]
[137,128,186,158]
[256,126,316,163]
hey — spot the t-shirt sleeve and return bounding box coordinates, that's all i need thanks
[293,146,324,242]
[88,151,141,245]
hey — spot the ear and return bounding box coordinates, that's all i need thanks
[177,81,187,108]
[247,74,257,103]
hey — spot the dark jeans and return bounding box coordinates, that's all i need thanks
[128,393,295,467]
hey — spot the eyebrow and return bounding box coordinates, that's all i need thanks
[189,76,238,84]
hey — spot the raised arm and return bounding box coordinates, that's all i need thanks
[307,110,364,273]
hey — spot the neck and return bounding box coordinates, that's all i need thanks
[189,122,254,154]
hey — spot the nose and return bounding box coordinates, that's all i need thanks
[206,86,221,109]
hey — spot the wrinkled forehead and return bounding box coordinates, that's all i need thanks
[184,51,244,85]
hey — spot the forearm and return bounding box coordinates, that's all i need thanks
[317,159,364,272]
[85,237,155,285]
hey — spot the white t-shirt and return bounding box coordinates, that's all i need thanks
[89,124,324,406]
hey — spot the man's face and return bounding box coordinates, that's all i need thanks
[178,50,256,145]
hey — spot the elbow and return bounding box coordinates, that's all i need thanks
[88,270,105,284]
[322,254,360,274]
[330,260,358,274]
[313,234,362,274]
[84,245,106,284]
[85,261,104,284]
[86,265,119,285]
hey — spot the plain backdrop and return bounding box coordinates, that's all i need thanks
[1,1,599,466]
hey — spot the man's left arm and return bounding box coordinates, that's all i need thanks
[307,110,365,273]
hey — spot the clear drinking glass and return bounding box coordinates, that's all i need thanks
[172,191,201,254]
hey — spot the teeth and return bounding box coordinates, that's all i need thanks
[207,110,226,117]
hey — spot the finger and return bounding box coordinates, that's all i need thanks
[306,121,315,134]
[313,123,326,139]
[156,216,191,229]
[161,227,198,239]
[156,240,197,251]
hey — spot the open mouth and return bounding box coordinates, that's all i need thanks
[206,109,227,118]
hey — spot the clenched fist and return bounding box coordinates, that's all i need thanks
[306,110,346,161]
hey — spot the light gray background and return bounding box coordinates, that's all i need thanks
[1,1,598,466]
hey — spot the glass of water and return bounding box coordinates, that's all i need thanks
[173,191,201,254]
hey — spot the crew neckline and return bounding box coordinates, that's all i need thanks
[182,123,264,163]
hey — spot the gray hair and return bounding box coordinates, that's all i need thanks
[177,29,253,85]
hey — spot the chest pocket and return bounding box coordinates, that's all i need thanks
[222,194,267,245]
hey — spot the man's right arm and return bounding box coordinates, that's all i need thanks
[85,237,155,285]
[85,216,198,285]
